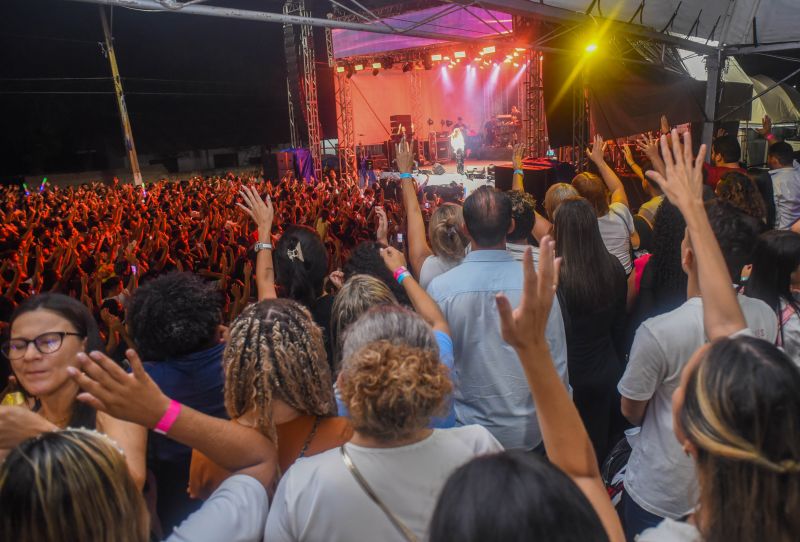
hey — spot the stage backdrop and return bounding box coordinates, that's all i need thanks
[343,63,527,147]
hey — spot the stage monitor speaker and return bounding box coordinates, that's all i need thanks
[390,114,413,142]
[432,163,446,175]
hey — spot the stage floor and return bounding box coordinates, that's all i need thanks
[379,159,510,195]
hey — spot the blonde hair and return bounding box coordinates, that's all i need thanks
[428,204,468,262]
[544,183,579,220]
[339,340,451,442]
[331,274,398,372]
[0,429,148,542]
[223,298,336,443]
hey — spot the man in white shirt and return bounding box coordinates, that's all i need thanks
[618,201,778,540]
[767,142,800,230]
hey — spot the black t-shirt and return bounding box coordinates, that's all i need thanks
[309,294,335,373]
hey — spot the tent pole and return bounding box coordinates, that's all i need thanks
[701,51,722,163]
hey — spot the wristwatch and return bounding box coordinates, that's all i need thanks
[253,242,273,253]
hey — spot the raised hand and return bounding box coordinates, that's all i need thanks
[395,137,415,174]
[237,186,274,234]
[512,143,526,170]
[375,206,389,245]
[756,114,772,138]
[68,349,171,429]
[660,114,670,135]
[585,134,607,165]
[380,245,407,273]
[496,238,561,351]
[645,129,706,211]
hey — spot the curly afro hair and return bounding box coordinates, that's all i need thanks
[126,272,223,361]
[339,340,451,442]
[343,241,411,306]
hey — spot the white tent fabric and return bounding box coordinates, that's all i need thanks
[531,0,798,47]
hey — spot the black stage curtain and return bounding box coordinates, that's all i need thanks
[543,55,753,146]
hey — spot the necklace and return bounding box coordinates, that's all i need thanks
[298,415,321,460]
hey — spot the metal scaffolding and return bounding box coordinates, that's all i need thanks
[571,70,589,172]
[523,49,546,158]
[335,73,357,179]
[410,68,424,159]
[283,0,322,180]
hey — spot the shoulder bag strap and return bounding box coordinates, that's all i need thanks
[340,445,419,542]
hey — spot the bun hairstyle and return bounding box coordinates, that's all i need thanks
[274,225,329,308]
[428,204,468,263]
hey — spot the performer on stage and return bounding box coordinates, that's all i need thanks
[450,127,466,175]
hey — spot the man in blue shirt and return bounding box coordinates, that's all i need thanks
[427,186,569,450]
[126,272,228,535]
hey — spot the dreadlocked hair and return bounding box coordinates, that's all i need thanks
[223,298,336,444]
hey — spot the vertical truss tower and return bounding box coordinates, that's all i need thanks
[283,0,323,180]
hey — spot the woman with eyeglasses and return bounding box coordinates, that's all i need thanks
[0,293,146,488]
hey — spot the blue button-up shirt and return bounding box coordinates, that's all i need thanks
[427,250,569,449]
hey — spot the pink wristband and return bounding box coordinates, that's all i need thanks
[766,133,776,142]
[153,399,182,435]
[393,266,408,281]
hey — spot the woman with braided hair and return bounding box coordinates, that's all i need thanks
[188,298,351,499]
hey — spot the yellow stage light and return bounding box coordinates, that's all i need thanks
[372,62,382,69]
[454,51,466,58]
[354,64,364,71]
[585,43,598,53]
[431,53,442,61]
[481,46,496,54]
[336,66,345,73]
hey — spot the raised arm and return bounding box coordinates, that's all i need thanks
[587,134,629,209]
[237,186,277,300]
[496,240,624,542]
[396,139,433,278]
[646,130,746,338]
[70,349,277,488]
[380,246,449,335]
[511,144,552,241]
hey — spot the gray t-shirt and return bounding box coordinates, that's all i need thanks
[167,474,269,542]
[598,202,635,274]
[265,426,502,542]
[419,255,460,290]
[619,295,777,519]
[771,166,800,230]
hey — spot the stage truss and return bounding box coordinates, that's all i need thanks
[283,0,323,180]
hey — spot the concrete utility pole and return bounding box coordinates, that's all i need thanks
[99,6,143,185]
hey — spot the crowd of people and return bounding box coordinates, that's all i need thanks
[0,115,799,542]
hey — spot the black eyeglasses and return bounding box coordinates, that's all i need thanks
[1,332,83,360]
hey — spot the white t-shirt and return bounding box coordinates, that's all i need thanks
[264,425,502,542]
[637,519,703,542]
[618,295,777,519]
[598,202,635,274]
[167,474,269,542]
[419,255,460,290]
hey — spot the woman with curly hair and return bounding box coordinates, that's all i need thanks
[265,305,502,542]
[188,298,352,499]
[715,171,768,225]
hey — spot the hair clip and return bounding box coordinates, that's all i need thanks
[287,243,305,263]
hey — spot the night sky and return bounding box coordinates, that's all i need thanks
[1,0,304,176]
